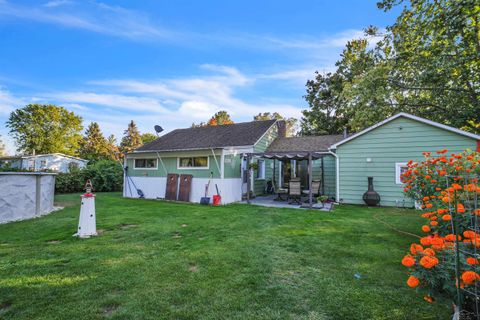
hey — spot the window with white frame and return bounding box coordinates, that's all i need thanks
[395,162,409,184]
[178,156,209,169]
[256,159,265,179]
[134,158,157,169]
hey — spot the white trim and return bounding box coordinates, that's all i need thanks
[395,162,408,185]
[330,112,480,149]
[256,159,265,180]
[176,156,210,170]
[133,158,158,170]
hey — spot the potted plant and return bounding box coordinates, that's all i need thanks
[317,195,329,203]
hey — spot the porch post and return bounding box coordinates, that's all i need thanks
[308,152,313,208]
[246,154,251,204]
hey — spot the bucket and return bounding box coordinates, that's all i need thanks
[212,195,221,206]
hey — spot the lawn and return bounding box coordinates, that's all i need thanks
[0,193,449,319]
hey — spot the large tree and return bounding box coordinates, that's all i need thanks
[254,112,298,137]
[0,135,6,156]
[120,120,142,153]
[6,104,83,155]
[300,72,348,135]
[78,122,113,161]
[192,110,234,127]
[141,133,157,145]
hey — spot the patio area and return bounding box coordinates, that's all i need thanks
[242,194,334,211]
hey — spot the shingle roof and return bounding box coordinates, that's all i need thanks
[135,120,277,152]
[266,135,345,153]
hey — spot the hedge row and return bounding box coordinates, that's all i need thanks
[55,160,123,193]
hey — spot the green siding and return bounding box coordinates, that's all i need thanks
[336,117,478,206]
[322,155,336,198]
[223,154,242,178]
[253,123,278,195]
[126,149,222,178]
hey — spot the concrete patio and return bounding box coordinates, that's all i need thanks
[242,195,334,211]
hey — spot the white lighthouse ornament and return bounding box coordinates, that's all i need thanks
[76,179,97,238]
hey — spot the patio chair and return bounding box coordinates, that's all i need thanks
[302,180,321,201]
[288,180,302,204]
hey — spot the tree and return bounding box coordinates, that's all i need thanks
[141,133,157,145]
[254,112,298,137]
[120,120,142,153]
[6,104,83,155]
[300,72,348,135]
[78,122,112,161]
[0,136,6,156]
[193,110,234,127]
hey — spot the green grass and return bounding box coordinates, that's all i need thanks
[0,193,450,319]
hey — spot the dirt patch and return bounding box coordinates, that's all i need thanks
[47,240,62,245]
[0,301,12,315]
[101,304,119,317]
[119,224,138,230]
[188,265,199,273]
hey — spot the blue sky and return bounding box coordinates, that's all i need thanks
[0,0,399,154]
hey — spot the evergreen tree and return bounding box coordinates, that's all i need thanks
[78,122,111,161]
[120,120,142,153]
[141,133,157,145]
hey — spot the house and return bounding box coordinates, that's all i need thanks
[124,113,480,207]
[0,153,88,173]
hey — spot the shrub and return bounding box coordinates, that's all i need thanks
[401,149,480,313]
[55,160,123,193]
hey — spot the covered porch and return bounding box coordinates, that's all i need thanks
[244,150,336,209]
[242,194,334,210]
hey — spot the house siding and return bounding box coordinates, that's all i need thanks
[253,123,278,195]
[336,117,478,206]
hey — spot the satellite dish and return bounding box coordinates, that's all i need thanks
[154,125,164,136]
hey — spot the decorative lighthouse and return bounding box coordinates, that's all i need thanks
[76,179,97,238]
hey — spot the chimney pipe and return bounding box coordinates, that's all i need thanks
[343,127,348,139]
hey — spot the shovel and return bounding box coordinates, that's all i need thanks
[200,172,213,205]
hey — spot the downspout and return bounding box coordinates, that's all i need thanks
[220,149,225,179]
[210,148,221,178]
[155,152,168,175]
[327,150,340,203]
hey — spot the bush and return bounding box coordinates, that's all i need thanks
[401,149,480,312]
[55,160,123,193]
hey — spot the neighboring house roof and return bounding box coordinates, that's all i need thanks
[330,112,480,149]
[135,120,277,152]
[0,153,88,162]
[266,135,345,153]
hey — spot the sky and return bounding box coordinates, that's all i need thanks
[0,0,400,154]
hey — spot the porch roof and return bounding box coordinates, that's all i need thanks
[266,135,344,153]
[253,151,327,160]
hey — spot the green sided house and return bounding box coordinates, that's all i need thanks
[124,112,480,207]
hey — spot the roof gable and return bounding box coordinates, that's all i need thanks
[136,119,277,152]
[331,113,480,149]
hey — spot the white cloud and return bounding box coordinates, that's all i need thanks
[43,0,72,8]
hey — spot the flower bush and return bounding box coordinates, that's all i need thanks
[401,149,480,311]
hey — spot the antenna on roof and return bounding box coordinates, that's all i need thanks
[154,125,164,137]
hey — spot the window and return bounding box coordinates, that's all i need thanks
[395,162,409,184]
[40,160,47,169]
[256,159,265,179]
[134,158,157,169]
[178,156,209,169]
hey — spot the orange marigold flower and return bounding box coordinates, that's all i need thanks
[426,203,433,208]
[436,149,448,154]
[419,255,439,269]
[430,215,438,221]
[430,237,445,249]
[402,255,416,267]
[430,220,438,226]
[423,248,435,256]
[410,243,424,255]
[442,214,452,221]
[461,271,480,285]
[466,257,479,265]
[422,225,431,233]
[423,196,430,202]
[457,204,465,213]
[420,237,432,246]
[435,187,442,191]
[475,209,480,216]
[425,175,431,180]
[442,196,450,203]
[464,231,476,239]
[424,295,434,303]
[407,276,420,288]
[452,183,462,190]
